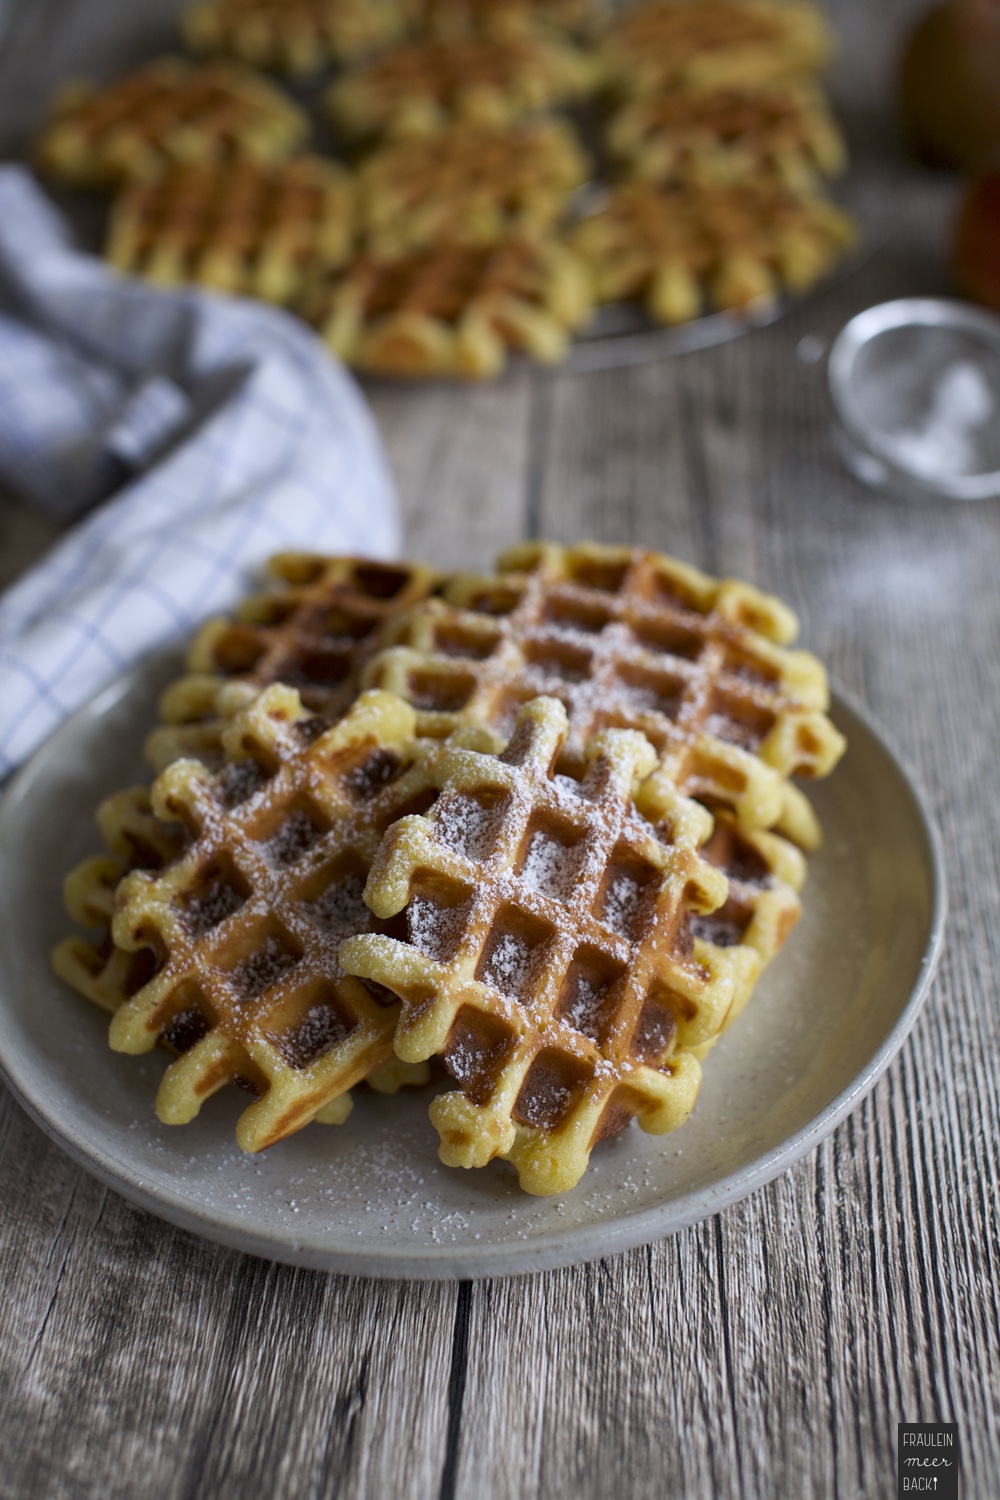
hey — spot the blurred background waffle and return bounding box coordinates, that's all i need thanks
[106,155,356,301]
[183,0,408,74]
[356,120,590,256]
[299,237,594,377]
[30,0,860,378]
[325,33,598,140]
[79,685,445,1151]
[36,57,309,186]
[51,542,836,1193]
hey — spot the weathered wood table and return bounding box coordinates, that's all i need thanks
[1,1,997,1495]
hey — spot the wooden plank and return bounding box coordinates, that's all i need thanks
[1,0,999,1496]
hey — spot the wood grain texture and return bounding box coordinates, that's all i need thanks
[1,0,999,1496]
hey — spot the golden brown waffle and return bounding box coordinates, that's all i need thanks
[676,800,803,1029]
[37,58,309,189]
[104,686,463,1150]
[106,156,356,304]
[146,553,443,774]
[183,0,406,74]
[606,80,846,192]
[357,121,590,256]
[326,35,597,140]
[409,0,602,41]
[301,237,593,377]
[363,541,844,848]
[569,178,856,324]
[54,553,442,1039]
[340,695,738,1194]
[52,786,190,1016]
[600,0,834,99]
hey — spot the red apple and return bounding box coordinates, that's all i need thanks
[954,166,1000,312]
[900,0,1000,170]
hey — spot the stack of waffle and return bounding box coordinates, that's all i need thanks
[54,542,844,1194]
[34,0,856,373]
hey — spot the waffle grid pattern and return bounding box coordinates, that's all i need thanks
[365,541,844,848]
[607,80,846,192]
[357,120,589,256]
[570,177,856,325]
[37,58,308,187]
[106,156,357,304]
[147,554,443,773]
[302,237,593,378]
[600,0,834,97]
[183,0,407,74]
[108,686,446,1150]
[326,33,597,140]
[341,696,740,1194]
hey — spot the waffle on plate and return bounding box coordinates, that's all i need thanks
[606,79,846,192]
[147,553,443,772]
[37,57,308,187]
[408,0,603,40]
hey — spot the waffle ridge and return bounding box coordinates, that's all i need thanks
[302,237,593,378]
[570,177,856,325]
[106,686,451,1150]
[357,120,589,256]
[606,79,846,192]
[182,0,407,74]
[363,541,844,848]
[326,33,597,140]
[37,58,308,187]
[147,554,443,773]
[410,0,601,40]
[106,156,356,303]
[600,0,834,98]
[340,695,740,1194]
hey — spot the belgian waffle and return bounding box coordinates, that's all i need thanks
[362,541,844,848]
[672,798,803,1029]
[340,695,738,1194]
[326,35,596,140]
[569,178,856,324]
[301,237,593,378]
[606,80,846,192]
[357,121,589,256]
[409,0,602,41]
[146,553,443,774]
[106,156,356,303]
[183,0,406,74]
[37,58,308,188]
[600,0,834,99]
[104,686,462,1151]
[54,553,442,1033]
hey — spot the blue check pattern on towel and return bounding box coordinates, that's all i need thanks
[0,167,401,779]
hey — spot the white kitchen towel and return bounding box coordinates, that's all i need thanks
[0,166,401,779]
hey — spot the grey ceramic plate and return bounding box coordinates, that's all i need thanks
[0,659,945,1280]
